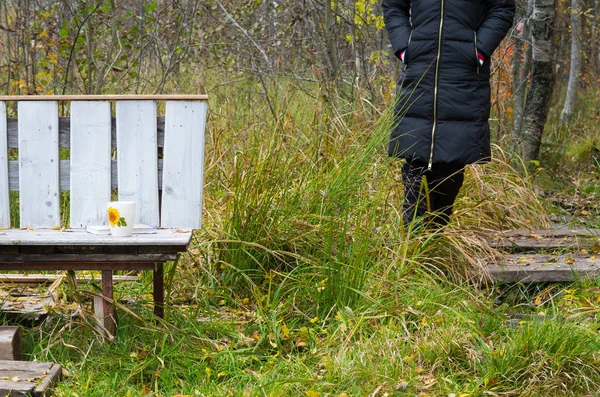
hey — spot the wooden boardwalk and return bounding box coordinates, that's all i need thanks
[0,360,61,396]
[486,226,600,283]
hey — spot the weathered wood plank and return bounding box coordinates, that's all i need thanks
[116,101,159,227]
[0,102,8,228]
[0,245,187,255]
[8,159,164,191]
[0,361,52,372]
[161,101,206,229]
[34,364,61,397]
[498,228,600,238]
[0,379,35,396]
[0,274,137,284]
[0,263,156,271]
[0,254,177,263]
[0,360,61,397]
[0,327,21,360]
[0,229,190,245]
[70,101,112,228]
[0,292,55,321]
[0,94,207,101]
[8,117,168,148]
[487,236,593,251]
[18,101,60,228]
[487,254,600,282]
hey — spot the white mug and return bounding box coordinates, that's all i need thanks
[107,201,136,237]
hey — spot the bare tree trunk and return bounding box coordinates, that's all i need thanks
[2,0,12,94]
[518,0,556,162]
[560,0,581,123]
[324,0,340,81]
[592,0,600,73]
[512,0,534,145]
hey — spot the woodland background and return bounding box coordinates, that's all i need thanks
[1,0,598,160]
[2,1,600,396]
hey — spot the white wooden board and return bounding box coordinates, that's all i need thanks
[116,101,159,227]
[17,101,60,228]
[0,102,8,228]
[161,101,207,229]
[70,101,111,228]
[0,229,191,246]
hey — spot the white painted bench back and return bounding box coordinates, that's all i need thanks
[0,96,207,230]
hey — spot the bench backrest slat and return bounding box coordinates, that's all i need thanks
[70,101,112,228]
[0,102,8,228]
[161,101,207,229]
[116,101,159,227]
[18,101,60,228]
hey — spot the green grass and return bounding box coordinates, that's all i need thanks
[5,74,600,396]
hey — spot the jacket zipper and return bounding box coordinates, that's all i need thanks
[428,0,445,170]
[474,31,480,74]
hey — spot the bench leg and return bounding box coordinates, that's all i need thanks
[93,270,116,338]
[153,263,164,319]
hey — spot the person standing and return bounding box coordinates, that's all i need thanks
[382,0,515,225]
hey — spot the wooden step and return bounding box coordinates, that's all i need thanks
[487,228,600,251]
[487,254,600,282]
[0,327,21,361]
[0,360,61,396]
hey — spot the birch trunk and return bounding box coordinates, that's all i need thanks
[592,0,600,73]
[512,0,534,145]
[560,0,581,124]
[519,0,556,162]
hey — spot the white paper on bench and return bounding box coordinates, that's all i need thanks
[161,101,207,229]
[85,224,157,235]
[116,101,159,227]
[0,102,9,228]
[18,101,60,228]
[70,101,112,228]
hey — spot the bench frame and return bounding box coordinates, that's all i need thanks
[0,95,207,337]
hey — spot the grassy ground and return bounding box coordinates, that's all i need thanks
[5,76,600,396]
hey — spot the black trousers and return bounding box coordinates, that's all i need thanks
[402,160,465,226]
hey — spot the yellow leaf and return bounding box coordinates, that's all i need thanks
[534,296,542,305]
[306,391,320,397]
[421,316,427,325]
[281,324,290,338]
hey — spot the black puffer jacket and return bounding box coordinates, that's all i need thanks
[382,0,515,167]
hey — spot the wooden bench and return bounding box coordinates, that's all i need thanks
[0,95,207,336]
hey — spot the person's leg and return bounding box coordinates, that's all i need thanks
[427,164,465,226]
[401,159,430,224]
